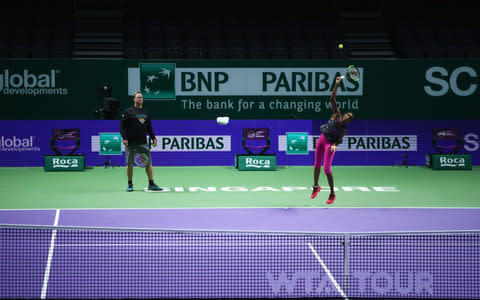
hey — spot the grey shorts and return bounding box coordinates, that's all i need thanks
[125,144,151,166]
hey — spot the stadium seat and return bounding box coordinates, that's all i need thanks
[465,45,480,58]
[207,39,227,59]
[227,39,247,59]
[447,45,465,58]
[184,40,207,59]
[31,43,50,58]
[268,39,289,59]
[143,39,163,59]
[247,41,267,59]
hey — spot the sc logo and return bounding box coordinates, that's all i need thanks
[424,66,478,96]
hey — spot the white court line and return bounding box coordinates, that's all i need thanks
[1,207,480,211]
[307,242,349,300]
[54,242,342,247]
[41,209,60,299]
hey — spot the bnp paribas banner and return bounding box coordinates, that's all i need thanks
[0,59,479,120]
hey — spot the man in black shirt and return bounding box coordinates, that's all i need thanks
[120,92,162,192]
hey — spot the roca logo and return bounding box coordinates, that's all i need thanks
[424,66,478,96]
[245,157,270,166]
[53,158,78,167]
[440,157,465,164]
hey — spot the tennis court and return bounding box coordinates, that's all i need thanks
[1,166,479,299]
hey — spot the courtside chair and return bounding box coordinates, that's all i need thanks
[432,128,463,154]
[50,128,81,156]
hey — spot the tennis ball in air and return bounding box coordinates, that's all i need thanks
[338,43,344,49]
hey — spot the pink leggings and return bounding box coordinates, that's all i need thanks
[314,133,336,174]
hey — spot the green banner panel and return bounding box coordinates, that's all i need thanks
[1,59,479,120]
[426,153,472,170]
[286,132,309,155]
[99,132,122,155]
[236,154,277,171]
[44,155,85,171]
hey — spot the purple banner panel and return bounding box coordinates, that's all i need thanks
[0,120,478,167]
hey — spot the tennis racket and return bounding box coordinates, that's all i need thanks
[340,65,360,81]
[134,152,150,167]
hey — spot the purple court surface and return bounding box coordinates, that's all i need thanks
[2,208,480,299]
[1,207,480,232]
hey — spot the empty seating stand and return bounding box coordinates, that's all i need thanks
[1,0,479,60]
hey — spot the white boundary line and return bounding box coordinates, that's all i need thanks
[54,242,342,247]
[40,209,60,299]
[1,207,480,211]
[307,242,349,300]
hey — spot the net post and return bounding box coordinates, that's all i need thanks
[343,234,350,293]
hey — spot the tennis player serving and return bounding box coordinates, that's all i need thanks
[311,76,354,204]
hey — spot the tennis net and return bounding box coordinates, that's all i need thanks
[1,225,479,299]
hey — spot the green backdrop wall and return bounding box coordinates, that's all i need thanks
[1,59,478,120]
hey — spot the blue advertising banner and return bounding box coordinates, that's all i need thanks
[0,120,478,167]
